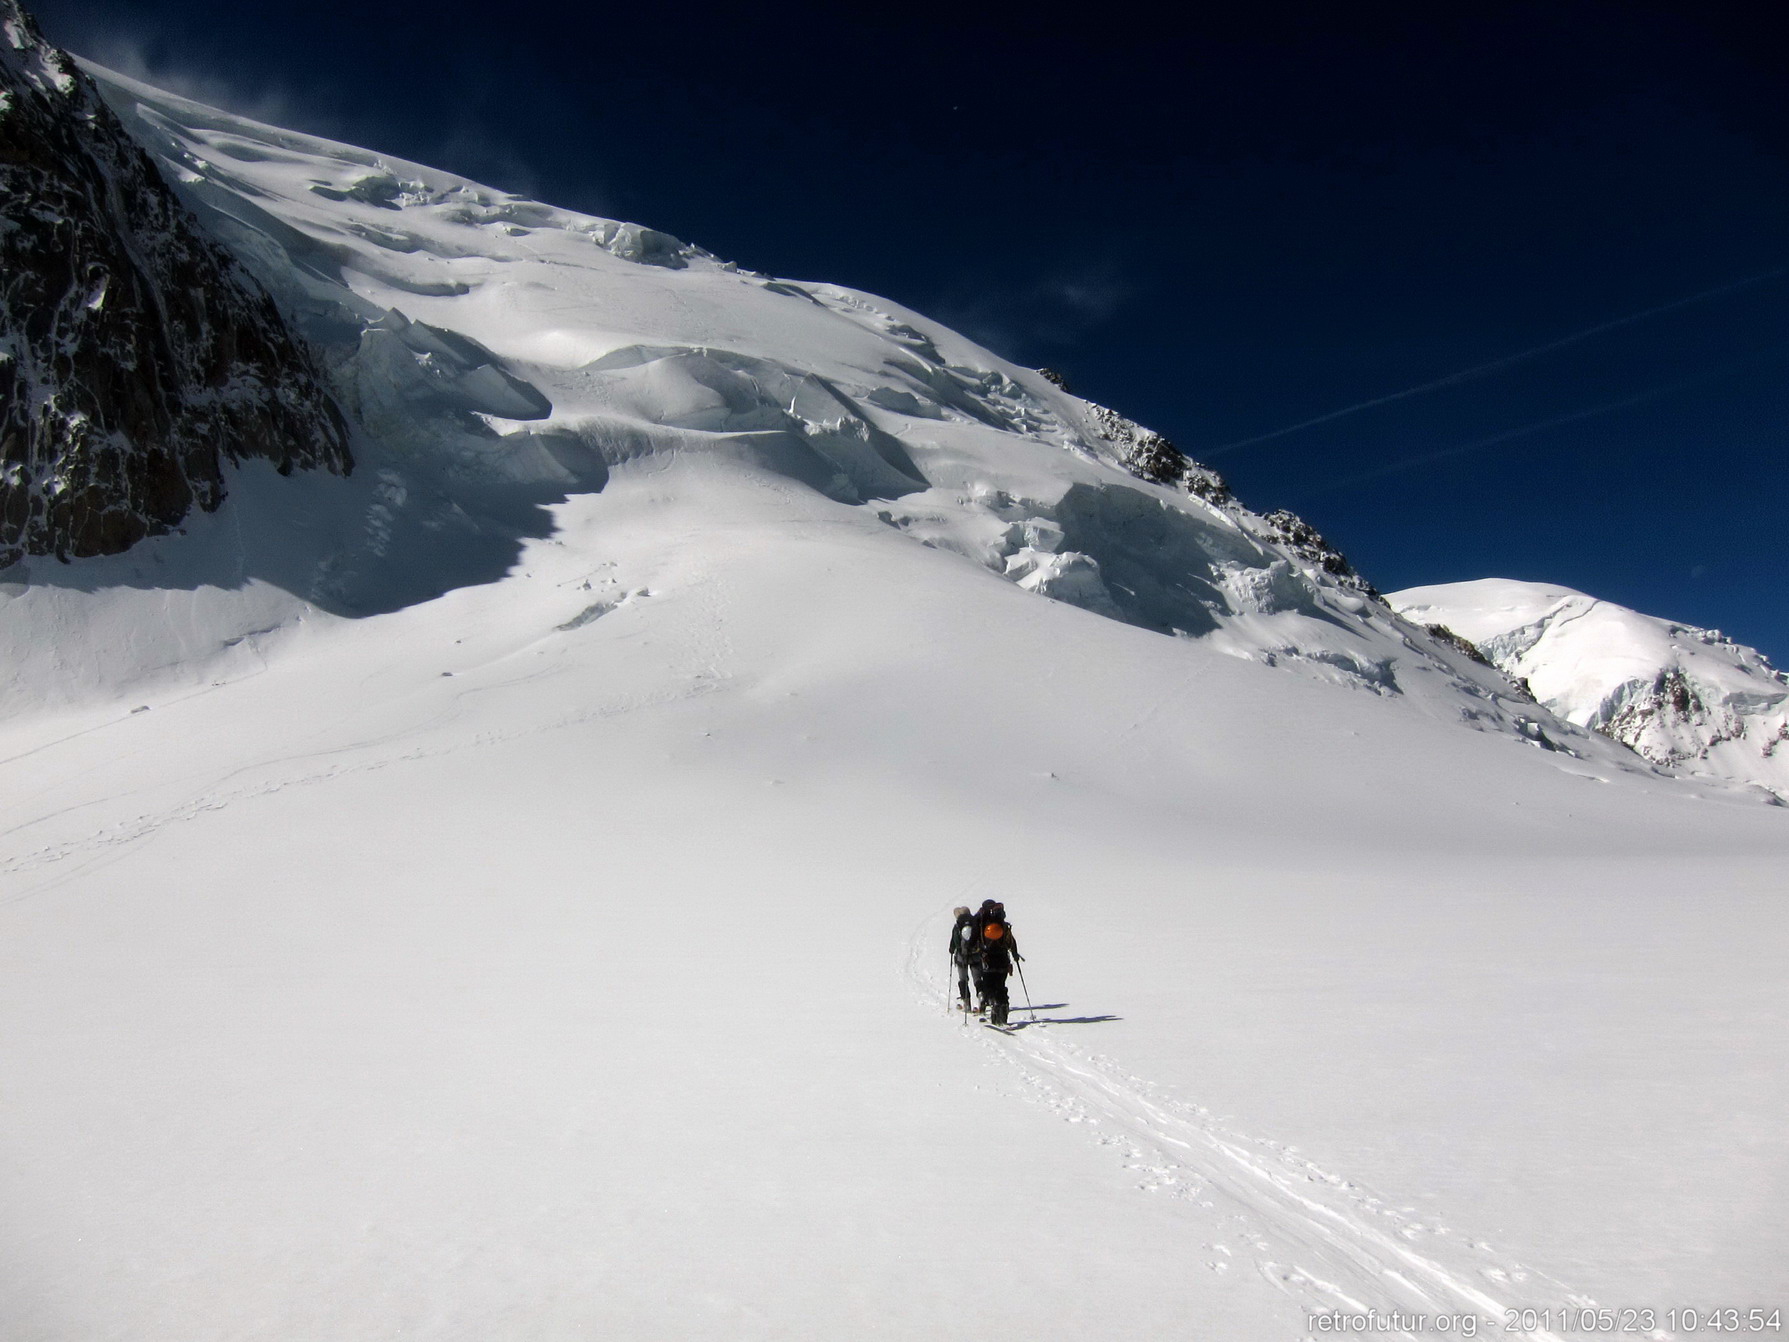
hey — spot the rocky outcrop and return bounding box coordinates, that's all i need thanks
[0,0,349,566]
[1084,401,1237,509]
[1254,510,1379,599]
[1079,396,1383,604]
[1597,666,1747,767]
[1421,621,1496,670]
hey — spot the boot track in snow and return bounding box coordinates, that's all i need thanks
[905,912,1658,1342]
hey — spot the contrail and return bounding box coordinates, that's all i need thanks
[1207,263,1789,456]
[1297,340,1789,500]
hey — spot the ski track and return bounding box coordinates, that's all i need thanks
[904,914,1666,1342]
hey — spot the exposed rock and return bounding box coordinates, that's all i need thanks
[1256,510,1379,599]
[1085,402,1237,509]
[1599,666,1745,766]
[0,0,349,566]
[1423,621,1494,668]
[1076,397,1389,608]
[1421,620,1536,702]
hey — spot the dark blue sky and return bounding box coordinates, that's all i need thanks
[37,0,1789,660]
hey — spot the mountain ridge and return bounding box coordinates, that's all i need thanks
[0,52,1635,790]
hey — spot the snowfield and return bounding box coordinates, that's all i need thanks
[1,62,1785,1342]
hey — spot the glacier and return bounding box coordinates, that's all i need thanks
[0,33,1785,1342]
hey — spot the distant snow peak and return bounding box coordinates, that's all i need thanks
[1389,579,1789,803]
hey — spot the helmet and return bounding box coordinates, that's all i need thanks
[952,906,970,918]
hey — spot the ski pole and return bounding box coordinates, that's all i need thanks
[1015,958,1035,1021]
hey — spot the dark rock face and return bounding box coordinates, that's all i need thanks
[1423,622,1495,668]
[0,0,349,566]
[1600,666,1736,765]
[1082,399,1386,599]
[1087,402,1237,509]
[1257,510,1379,599]
[1421,620,1536,701]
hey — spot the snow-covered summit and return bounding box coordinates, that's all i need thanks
[0,59,1625,776]
[1389,577,1789,801]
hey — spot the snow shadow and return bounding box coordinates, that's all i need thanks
[1002,1005,1123,1027]
[9,298,610,618]
[3,446,596,619]
[1051,483,1237,637]
[1011,1015,1123,1027]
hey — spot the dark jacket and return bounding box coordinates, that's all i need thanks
[949,912,977,963]
[971,918,1020,973]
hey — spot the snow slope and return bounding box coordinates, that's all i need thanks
[1391,579,1789,803]
[7,63,1618,766]
[1,61,1786,1342]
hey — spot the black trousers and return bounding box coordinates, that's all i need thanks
[973,963,1009,1012]
[953,955,972,1006]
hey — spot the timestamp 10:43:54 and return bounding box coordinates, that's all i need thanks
[1502,1307,1782,1334]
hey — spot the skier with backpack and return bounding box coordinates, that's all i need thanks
[966,899,1023,1025]
[948,905,976,1012]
